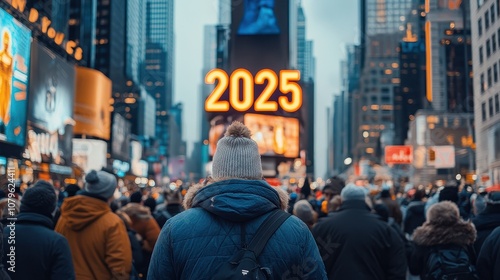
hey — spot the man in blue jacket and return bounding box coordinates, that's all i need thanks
[148,121,326,279]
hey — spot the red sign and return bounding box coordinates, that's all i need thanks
[385,146,413,164]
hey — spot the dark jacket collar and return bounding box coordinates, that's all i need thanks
[338,200,372,212]
[16,212,54,229]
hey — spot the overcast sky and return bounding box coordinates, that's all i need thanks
[174,0,359,178]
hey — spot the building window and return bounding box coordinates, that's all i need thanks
[486,10,490,30]
[491,5,496,24]
[490,97,494,117]
[481,73,486,93]
[495,63,499,83]
[487,39,492,57]
[496,94,500,113]
[494,34,498,53]
[482,102,487,121]
[480,46,484,64]
[488,67,493,87]
[479,19,483,36]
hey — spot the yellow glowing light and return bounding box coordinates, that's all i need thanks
[124,97,136,104]
[371,105,380,110]
[230,69,254,112]
[204,69,302,113]
[426,21,433,102]
[385,69,393,75]
[279,70,302,113]
[254,69,278,111]
[425,0,430,13]
[366,148,374,154]
[205,69,230,112]
[392,63,399,68]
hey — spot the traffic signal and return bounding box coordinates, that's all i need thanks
[429,148,436,161]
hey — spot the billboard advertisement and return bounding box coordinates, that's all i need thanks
[428,145,456,169]
[0,8,31,148]
[208,114,299,158]
[112,114,131,161]
[131,141,148,177]
[73,67,112,140]
[26,42,75,165]
[385,146,413,165]
[237,0,281,35]
[72,139,107,173]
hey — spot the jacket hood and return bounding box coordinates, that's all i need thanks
[412,221,476,246]
[121,202,152,220]
[59,195,111,231]
[183,179,289,222]
[16,212,54,229]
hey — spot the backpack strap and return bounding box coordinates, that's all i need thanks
[247,209,291,257]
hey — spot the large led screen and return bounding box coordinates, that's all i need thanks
[237,0,280,35]
[208,114,299,158]
[0,8,31,147]
[27,43,75,165]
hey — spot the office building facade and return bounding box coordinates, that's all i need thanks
[471,0,500,185]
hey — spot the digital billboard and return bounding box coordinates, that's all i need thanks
[112,113,131,161]
[209,114,299,158]
[237,0,280,35]
[26,42,75,165]
[0,8,31,149]
[72,139,107,173]
[73,67,112,140]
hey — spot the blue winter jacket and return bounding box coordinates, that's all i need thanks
[148,179,327,279]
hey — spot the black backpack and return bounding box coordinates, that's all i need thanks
[424,245,479,280]
[212,210,291,280]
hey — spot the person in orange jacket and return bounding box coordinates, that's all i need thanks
[56,170,132,280]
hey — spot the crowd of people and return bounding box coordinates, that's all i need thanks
[0,121,499,279]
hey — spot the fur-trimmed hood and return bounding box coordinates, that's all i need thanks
[412,201,476,246]
[183,179,289,223]
[120,202,152,220]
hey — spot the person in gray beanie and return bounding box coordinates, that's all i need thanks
[3,181,75,279]
[55,170,132,279]
[313,183,407,279]
[293,199,317,230]
[149,121,327,279]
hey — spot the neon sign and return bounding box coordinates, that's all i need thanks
[7,0,83,60]
[205,69,302,113]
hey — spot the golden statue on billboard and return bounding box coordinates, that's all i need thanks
[0,31,13,134]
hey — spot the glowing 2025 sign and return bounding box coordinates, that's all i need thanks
[205,69,302,112]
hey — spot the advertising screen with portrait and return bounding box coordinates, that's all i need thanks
[112,113,131,161]
[0,8,31,148]
[26,42,75,165]
[208,113,299,158]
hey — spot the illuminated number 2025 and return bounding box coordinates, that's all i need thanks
[205,69,302,113]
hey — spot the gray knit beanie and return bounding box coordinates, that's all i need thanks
[340,183,368,201]
[84,170,117,199]
[212,121,263,181]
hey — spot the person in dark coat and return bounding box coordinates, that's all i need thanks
[380,188,403,225]
[409,201,477,278]
[477,226,500,280]
[2,181,75,280]
[0,222,11,279]
[403,188,427,236]
[312,183,407,280]
[153,190,184,228]
[472,190,500,253]
[148,122,327,279]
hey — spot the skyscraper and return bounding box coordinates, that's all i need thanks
[144,0,175,164]
[126,0,146,85]
[471,0,500,185]
[355,0,414,160]
[68,0,97,68]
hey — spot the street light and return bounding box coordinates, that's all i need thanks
[344,157,353,165]
[456,174,462,181]
[363,131,369,138]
